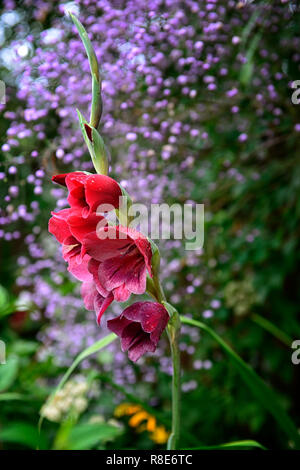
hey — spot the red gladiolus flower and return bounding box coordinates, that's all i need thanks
[52,172,122,214]
[88,259,131,303]
[83,225,153,298]
[107,302,169,362]
[48,208,105,281]
[81,280,114,324]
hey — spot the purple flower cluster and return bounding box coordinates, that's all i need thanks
[1,0,299,385]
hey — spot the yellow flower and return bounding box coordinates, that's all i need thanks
[129,411,149,427]
[150,426,170,445]
[114,403,141,417]
[114,402,169,445]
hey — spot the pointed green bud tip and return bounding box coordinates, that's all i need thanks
[76,110,108,175]
[84,123,93,142]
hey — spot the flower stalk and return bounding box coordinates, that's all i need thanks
[163,301,181,450]
[167,315,181,450]
[69,13,102,128]
[148,262,182,449]
[62,13,182,451]
[71,14,108,175]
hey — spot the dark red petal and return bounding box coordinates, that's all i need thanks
[127,335,156,362]
[123,302,169,343]
[81,281,113,324]
[135,237,153,276]
[95,292,114,325]
[67,253,92,282]
[120,226,153,276]
[85,174,122,212]
[98,255,146,295]
[120,322,156,362]
[83,230,135,261]
[81,281,97,311]
[67,212,105,243]
[52,173,68,186]
[107,307,162,362]
[113,284,131,302]
[84,123,93,142]
[107,314,131,337]
[88,258,109,297]
[65,172,88,191]
[98,225,153,275]
[65,172,89,209]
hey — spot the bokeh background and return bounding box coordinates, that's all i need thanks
[0,0,300,450]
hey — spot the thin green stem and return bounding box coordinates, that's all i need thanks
[167,313,181,450]
[251,313,292,347]
[148,270,181,449]
[70,13,102,129]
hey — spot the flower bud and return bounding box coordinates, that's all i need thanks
[77,110,109,175]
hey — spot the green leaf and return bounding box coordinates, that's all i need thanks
[180,316,300,449]
[0,304,15,318]
[54,333,116,394]
[69,13,99,82]
[39,334,117,430]
[67,422,122,450]
[239,32,261,85]
[241,10,260,45]
[0,285,15,318]
[188,440,266,450]
[70,13,102,128]
[0,393,25,401]
[0,356,19,392]
[251,313,292,347]
[0,422,48,449]
[11,340,39,356]
[0,285,9,309]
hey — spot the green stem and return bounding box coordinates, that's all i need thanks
[70,13,102,129]
[90,72,102,129]
[167,313,181,450]
[150,276,181,449]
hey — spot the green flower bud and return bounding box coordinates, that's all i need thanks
[77,109,109,175]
